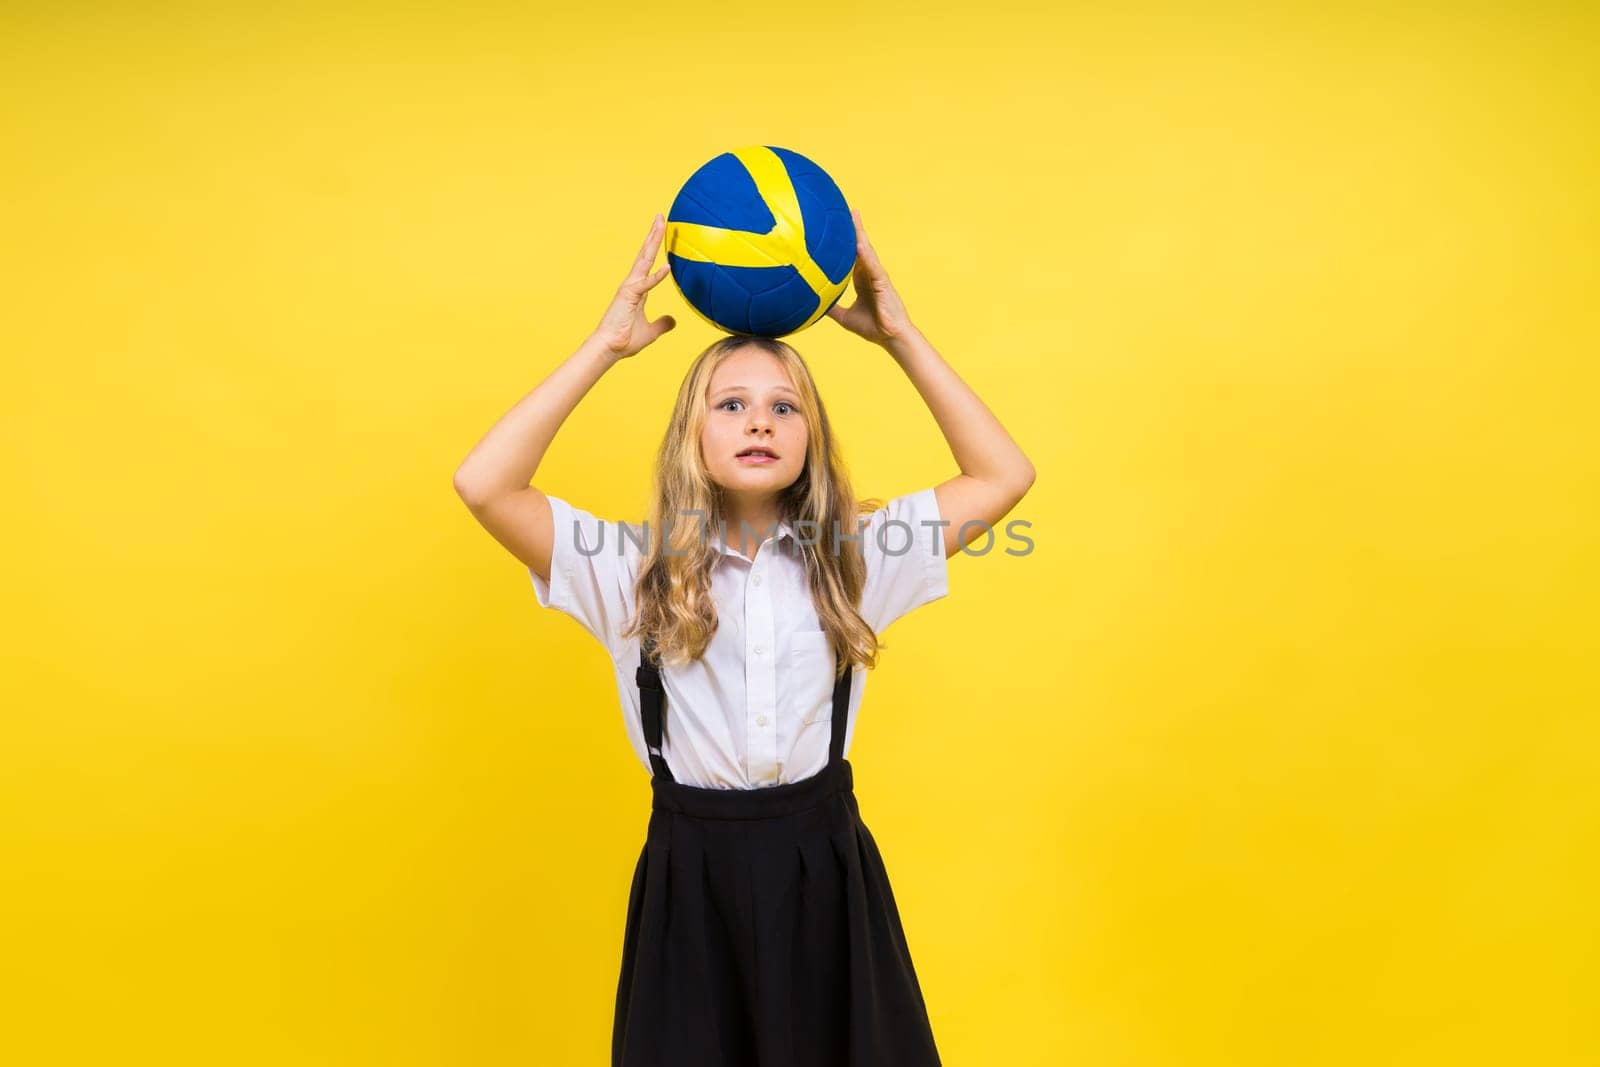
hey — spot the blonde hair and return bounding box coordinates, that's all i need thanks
[620,335,885,676]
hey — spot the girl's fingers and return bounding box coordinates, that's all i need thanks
[861,248,887,283]
[623,261,671,303]
[858,233,882,271]
[629,215,665,278]
[851,210,887,278]
[852,256,875,292]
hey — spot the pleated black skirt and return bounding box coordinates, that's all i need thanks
[611,757,942,1067]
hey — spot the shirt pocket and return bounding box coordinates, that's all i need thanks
[782,630,837,724]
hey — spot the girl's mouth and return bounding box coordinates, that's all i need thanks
[737,454,777,465]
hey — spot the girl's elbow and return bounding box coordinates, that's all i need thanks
[453,468,499,509]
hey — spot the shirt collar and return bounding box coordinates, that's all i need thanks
[718,517,797,560]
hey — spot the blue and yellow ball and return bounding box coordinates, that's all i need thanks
[665,146,856,338]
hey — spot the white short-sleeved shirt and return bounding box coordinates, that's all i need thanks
[529,488,950,789]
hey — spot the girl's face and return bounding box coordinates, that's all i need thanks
[700,346,810,499]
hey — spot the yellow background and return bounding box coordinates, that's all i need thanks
[4,2,1596,1063]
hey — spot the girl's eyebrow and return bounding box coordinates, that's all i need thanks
[712,385,800,400]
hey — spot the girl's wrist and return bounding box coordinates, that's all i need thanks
[577,333,623,368]
[881,324,925,359]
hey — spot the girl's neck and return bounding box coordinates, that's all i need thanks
[719,505,783,560]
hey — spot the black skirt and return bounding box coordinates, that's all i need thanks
[615,641,942,1066]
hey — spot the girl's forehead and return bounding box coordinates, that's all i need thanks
[708,358,800,397]
[709,378,801,398]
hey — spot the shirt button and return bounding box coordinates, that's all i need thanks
[754,646,763,655]
[757,715,768,726]
[753,575,762,586]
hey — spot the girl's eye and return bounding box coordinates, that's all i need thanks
[720,399,798,415]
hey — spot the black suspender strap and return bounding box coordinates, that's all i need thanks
[828,661,852,767]
[635,636,675,782]
[635,633,856,783]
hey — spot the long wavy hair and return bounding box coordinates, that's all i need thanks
[619,335,885,676]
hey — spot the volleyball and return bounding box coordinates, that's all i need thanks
[664,146,856,338]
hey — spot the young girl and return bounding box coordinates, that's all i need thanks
[454,209,1035,1066]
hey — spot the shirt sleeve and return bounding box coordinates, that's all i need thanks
[855,486,950,635]
[528,494,641,656]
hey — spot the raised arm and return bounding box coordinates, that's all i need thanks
[826,210,1036,558]
[452,214,677,582]
[887,329,1036,558]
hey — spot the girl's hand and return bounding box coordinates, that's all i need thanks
[826,209,916,346]
[590,214,677,361]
